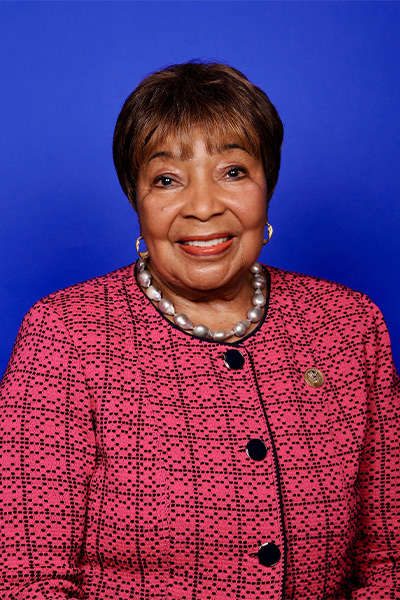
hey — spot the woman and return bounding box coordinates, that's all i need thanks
[0,61,399,599]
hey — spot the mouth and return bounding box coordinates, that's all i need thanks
[181,236,232,248]
[178,234,235,256]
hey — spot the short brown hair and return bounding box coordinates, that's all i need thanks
[113,61,284,210]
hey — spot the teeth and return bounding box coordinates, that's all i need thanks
[182,237,230,248]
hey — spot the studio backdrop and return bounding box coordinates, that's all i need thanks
[0,1,399,374]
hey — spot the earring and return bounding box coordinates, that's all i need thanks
[136,236,149,260]
[263,223,273,245]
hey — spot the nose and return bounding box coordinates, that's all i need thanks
[180,176,226,221]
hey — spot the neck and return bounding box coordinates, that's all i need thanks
[137,258,267,342]
[149,261,253,305]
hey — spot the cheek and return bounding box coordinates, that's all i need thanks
[241,189,267,226]
[137,200,164,236]
[139,208,178,256]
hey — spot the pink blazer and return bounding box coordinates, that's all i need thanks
[0,264,399,599]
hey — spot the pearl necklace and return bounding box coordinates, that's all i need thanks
[137,258,267,342]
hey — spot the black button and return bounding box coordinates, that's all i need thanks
[246,439,267,461]
[223,349,245,370]
[258,542,281,567]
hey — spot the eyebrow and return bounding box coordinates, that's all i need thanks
[222,143,247,152]
[147,151,175,163]
[147,143,249,164]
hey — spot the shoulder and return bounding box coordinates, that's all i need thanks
[41,263,133,306]
[265,264,383,331]
[265,266,395,379]
[24,264,137,334]
[43,263,133,303]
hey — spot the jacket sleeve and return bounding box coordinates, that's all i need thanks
[0,300,97,600]
[351,297,400,598]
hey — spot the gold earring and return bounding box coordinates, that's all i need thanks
[136,236,149,260]
[263,223,273,245]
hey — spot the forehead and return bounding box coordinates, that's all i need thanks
[140,123,260,167]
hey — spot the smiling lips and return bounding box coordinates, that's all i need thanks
[179,235,235,256]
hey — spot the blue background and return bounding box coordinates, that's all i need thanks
[1,1,399,375]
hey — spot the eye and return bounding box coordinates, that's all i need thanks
[153,175,175,187]
[225,166,247,180]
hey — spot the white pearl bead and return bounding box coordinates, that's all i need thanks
[137,258,146,272]
[138,270,152,288]
[250,262,263,274]
[174,313,193,330]
[193,324,210,338]
[233,320,251,337]
[146,285,162,302]
[251,274,266,289]
[213,330,231,341]
[158,298,175,316]
[247,306,261,322]
[252,291,266,307]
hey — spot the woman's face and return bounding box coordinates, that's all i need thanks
[136,130,268,298]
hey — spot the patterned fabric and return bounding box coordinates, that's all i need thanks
[0,263,399,600]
